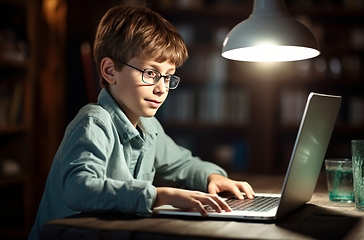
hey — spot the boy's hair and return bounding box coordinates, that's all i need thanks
[93,5,189,88]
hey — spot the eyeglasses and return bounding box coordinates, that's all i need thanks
[120,62,180,89]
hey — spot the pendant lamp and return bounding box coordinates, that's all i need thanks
[221,0,320,62]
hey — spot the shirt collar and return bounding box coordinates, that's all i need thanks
[97,88,157,143]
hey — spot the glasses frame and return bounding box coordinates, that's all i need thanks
[119,62,180,89]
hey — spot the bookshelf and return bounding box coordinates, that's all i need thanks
[64,0,364,174]
[0,0,36,238]
[149,1,364,174]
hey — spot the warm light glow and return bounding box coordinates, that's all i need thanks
[221,0,320,63]
[222,45,320,62]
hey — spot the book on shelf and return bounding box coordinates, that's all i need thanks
[0,80,24,127]
[8,81,24,125]
[348,96,364,126]
[280,90,364,128]
[0,0,28,61]
[198,87,250,125]
[158,86,250,126]
[280,89,307,126]
[0,84,11,126]
[214,139,249,171]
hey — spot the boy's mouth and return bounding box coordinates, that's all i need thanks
[145,99,162,108]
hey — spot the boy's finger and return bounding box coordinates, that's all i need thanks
[194,201,209,217]
[238,182,255,198]
[207,185,217,195]
[199,197,222,214]
[212,195,232,212]
[229,185,245,200]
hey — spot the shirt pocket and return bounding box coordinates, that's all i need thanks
[138,167,156,182]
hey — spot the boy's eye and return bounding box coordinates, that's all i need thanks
[144,69,157,78]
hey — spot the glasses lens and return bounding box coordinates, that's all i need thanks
[143,69,160,84]
[168,76,180,89]
[142,69,180,89]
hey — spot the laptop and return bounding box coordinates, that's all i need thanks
[153,92,342,221]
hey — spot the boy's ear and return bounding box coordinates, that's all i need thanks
[100,57,116,84]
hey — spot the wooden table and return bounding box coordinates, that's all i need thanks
[40,173,364,240]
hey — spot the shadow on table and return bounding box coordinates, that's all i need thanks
[276,204,361,240]
[40,212,146,240]
[41,205,361,240]
[70,211,145,220]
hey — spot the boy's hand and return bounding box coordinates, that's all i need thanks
[207,174,255,200]
[154,187,232,217]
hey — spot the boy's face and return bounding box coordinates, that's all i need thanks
[108,57,175,126]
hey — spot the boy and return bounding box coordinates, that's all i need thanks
[28,5,255,240]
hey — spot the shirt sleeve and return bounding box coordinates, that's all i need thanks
[152,119,227,192]
[59,116,156,215]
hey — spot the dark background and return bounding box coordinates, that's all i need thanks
[0,0,363,239]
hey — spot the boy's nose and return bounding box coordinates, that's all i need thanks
[153,79,168,94]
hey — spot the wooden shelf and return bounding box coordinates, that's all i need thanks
[0,125,27,135]
[289,5,364,18]
[153,3,252,17]
[146,1,364,174]
[156,2,364,19]
[0,59,28,70]
[0,174,26,188]
[0,0,38,237]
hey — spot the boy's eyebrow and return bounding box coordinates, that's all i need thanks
[146,63,176,73]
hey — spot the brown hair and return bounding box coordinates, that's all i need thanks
[93,5,188,88]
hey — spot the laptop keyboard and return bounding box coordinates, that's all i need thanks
[205,196,280,212]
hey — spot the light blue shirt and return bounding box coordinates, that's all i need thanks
[28,88,227,240]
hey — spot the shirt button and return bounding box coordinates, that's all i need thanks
[123,133,128,139]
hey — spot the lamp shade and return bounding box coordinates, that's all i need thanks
[222,0,320,62]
